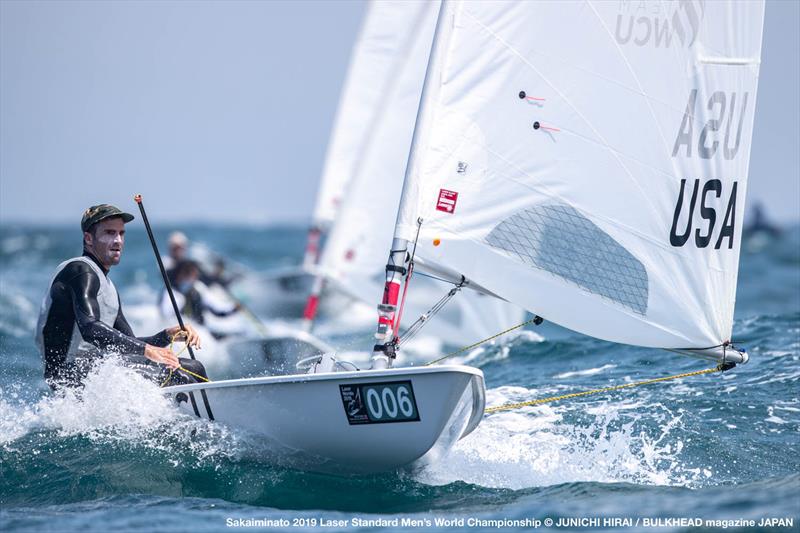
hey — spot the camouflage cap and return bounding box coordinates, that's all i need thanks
[81,204,135,232]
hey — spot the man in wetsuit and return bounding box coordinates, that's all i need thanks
[35,204,208,389]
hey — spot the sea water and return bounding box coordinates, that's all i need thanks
[1,224,797,532]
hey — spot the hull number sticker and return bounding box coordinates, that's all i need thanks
[339,381,420,425]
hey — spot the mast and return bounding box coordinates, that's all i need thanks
[371,0,454,369]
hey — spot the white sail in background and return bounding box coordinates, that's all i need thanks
[311,1,425,231]
[318,0,437,297]
[391,0,765,351]
[316,0,526,344]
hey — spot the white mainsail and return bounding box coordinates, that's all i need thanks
[374,0,764,363]
[309,0,527,343]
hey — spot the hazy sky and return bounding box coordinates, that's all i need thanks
[1,0,798,225]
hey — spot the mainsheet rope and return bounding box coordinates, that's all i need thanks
[160,333,210,387]
[423,316,539,366]
[484,365,728,414]
[421,316,733,415]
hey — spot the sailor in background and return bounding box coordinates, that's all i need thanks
[164,231,189,285]
[35,205,208,389]
[164,231,236,289]
[743,202,783,252]
[160,260,242,338]
[744,202,782,239]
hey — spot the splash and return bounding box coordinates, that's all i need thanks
[0,357,240,465]
[415,385,708,490]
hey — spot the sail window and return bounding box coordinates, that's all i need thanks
[485,204,649,315]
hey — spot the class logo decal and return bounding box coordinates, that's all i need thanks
[436,189,459,214]
[615,0,705,49]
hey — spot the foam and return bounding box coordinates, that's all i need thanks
[0,357,240,465]
[415,385,708,490]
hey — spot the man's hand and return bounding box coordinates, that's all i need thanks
[144,344,180,369]
[166,324,202,349]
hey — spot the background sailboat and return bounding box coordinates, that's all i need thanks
[235,1,429,319]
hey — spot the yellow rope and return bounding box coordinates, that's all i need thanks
[159,333,211,387]
[169,335,188,358]
[484,366,722,414]
[425,317,539,366]
[175,365,209,382]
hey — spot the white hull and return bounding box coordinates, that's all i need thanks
[164,365,485,474]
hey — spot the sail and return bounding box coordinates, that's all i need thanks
[318,0,437,298]
[317,0,526,344]
[392,0,765,350]
[311,1,425,230]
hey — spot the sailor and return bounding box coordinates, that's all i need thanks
[35,204,208,389]
[161,259,241,335]
[744,202,782,239]
[164,231,189,285]
[163,232,232,288]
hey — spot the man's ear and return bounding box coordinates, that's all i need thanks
[83,231,93,248]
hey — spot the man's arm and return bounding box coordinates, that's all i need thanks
[65,266,181,369]
[112,295,171,348]
[114,293,202,351]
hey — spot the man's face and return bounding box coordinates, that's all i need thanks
[85,217,126,268]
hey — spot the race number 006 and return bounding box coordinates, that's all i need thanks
[364,382,418,422]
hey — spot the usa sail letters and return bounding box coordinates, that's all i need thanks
[672,89,748,161]
[670,179,737,249]
[670,89,747,249]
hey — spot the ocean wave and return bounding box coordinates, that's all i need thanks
[0,291,38,339]
[553,364,617,379]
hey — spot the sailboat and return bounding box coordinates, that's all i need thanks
[237,1,429,319]
[165,0,765,474]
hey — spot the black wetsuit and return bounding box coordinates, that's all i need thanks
[39,252,206,388]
